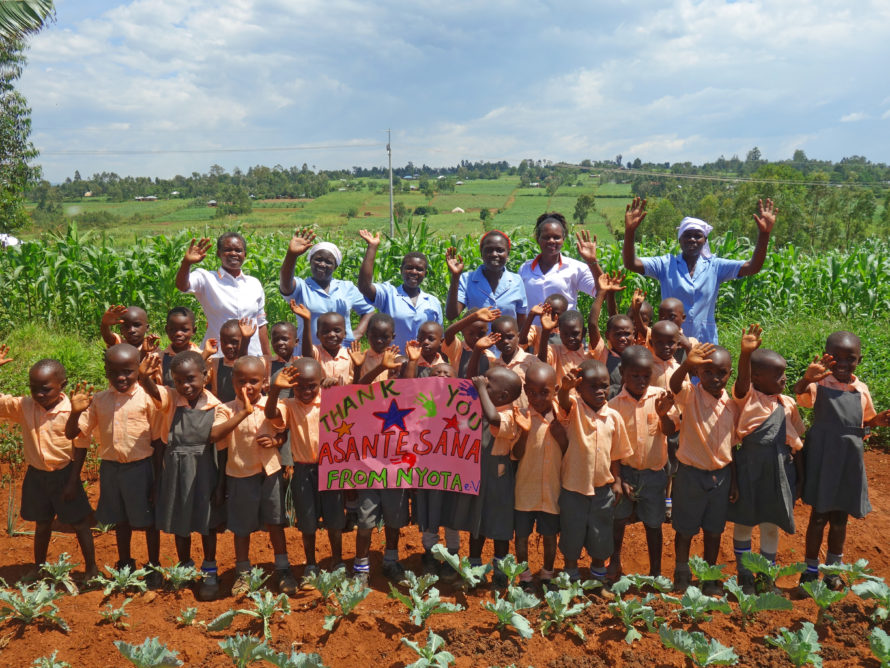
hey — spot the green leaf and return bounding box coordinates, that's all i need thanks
[114,637,182,668]
[870,627,890,668]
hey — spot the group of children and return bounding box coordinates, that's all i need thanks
[1,267,888,601]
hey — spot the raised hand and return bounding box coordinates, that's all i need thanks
[475,307,501,323]
[471,375,489,392]
[654,391,675,417]
[203,338,219,357]
[631,288,647,313]
[803,353,834,384]
[416,392,437,417]
[238,317,257,340]
[358,229,381,247]
[138,354,161,381]
[101,304,128,328]
[474,332,501,350]
[0,344,11,367]
[256,434,278,449]
[513,406,531,432]
[597,270,626,294]
[753,198,778,234]
[70,381,94,412]
[184,237,211,265]
[871,408,890,428]
[405,340,422,362]
[540,303,558,331]
[239,385,253,413]
[687,342,716,367]
[560,368,583,391]
[348,340,367,368]
[529,303,545,319]
[289,300,311,321]
[321,377,342,389]
[381,346,402,370]
[624,197,648,232]
[143,333,161,353]
[445,247,464,276]
[288,227,317,255]
[575,229,598,264]
[274,365,300,389]
[740,324,763,355]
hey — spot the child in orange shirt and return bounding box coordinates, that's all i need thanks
[537,306,592,385]
[729,325,805,593]
[557,360,633,585]
[669,342,740,594]
[293,304,352,387]
[348,313,402,384]
[100,304,159,354]
[0,347,96,580]
[404,321,448,378]
[470,316,537,393]
[607,346,677,580]
[519,294,568,352]
[441,307,498,378]
[794,331,890,590]
[206,318,255,402]
[588,273,634,392]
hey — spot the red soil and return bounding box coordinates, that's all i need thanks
[2,452,889,667]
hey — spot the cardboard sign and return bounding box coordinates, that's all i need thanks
[318,378,482,494]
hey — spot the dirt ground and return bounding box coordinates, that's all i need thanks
[1,452,889,667]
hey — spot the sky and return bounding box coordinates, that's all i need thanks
[18,0,890,182]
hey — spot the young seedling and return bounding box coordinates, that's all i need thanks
[723,576,792,629]
[661,586,732,623]
[401,629,455,667]
[495,555,529,588]
[765,622,822,667]
[740,552,805,593]
[206,590,292,640]
[608,577,663,644]
[31,650,71,668]
[800,579,846,625]
[540,580,592,641]
[39,553,80,595]
[243,566,271,594]
[114,637,183,667]
[261,648,328,668]
[819,558,879,588]
[624,573,673,594]
[430,544,492,589]
[688,555,726,585]
[0,581,68,631]
[852,578,890,622]
[870,627,890,668]
[153,563,203,590]
[218,634,270,668]
[176,606,198,627]
[659,626,739,666]
[91,564,149,596]
[481,586,539,640]
[301,566,347,606]
[323,578,371,631]
[99,596,132,629]
[549,571,603,595]
[388,570,464,628]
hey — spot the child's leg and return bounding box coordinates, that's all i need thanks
[542,535,557,573]
[234,534,251,570]
[702,531,722,565]
[201,531,217,564]
[608,517,628,578]
[758,522,780,563]
[303,532,317,566]
[826,511,848,563]
[355,529,372,563]
[328,529,343,565]
[174,535,192,564]
[492,539,509,559]
[72,519,98,575]
[115,522,133,566]
[733,523,754,577]
[673,532,694,590]
[644,526,663,577]
[145,527,160,565]
[267,525,290,569]
[804,508,829,573]
[33,520,53,567]
[514,534,529,565]
[469,535,486,563]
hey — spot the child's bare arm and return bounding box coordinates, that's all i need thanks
[265,366,299,420]
[466,332,500,379]
[588,271,624,349]
[290,301,314,359]
[866,408,890,428]
[100,305,127,346]
[238,317,257,357]
[359,346,400,384]
[445,307,499,345]
[519,304,543,346]
[549,419,569,454]
[65,382,93,440]
[629,289,649,343]
[793,353,834,395]
[610,459,624,503]
[137,355,163,403]
[349,340,366,383]
[472,376,501,427]
[511,406,531,459]
[557,369,581,413]
[0,344,11,367]
[669,342,716,395]
[734,324,762,399]
[402,340,422,379]
[655,392,677,437]
[62,444,88,502]
[537,303,558,363]
[210,387,253,442]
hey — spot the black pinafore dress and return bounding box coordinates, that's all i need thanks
[727,405,797,533]
[156,406,224,536]
[269,361,295,467]
[801,386,870,518]
[214,360,236,403]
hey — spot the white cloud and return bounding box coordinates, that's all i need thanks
[840,112,868,123]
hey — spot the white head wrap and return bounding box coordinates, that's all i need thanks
[676,217,714,258]
[307,242,342,267]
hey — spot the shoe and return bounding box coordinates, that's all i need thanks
[519,579,536,593]
[491,569,509,589]
[231,572,251,597]
[114,559,136,572]
[274,568,298,596]
[605,563,623,587]
[664,506,673,525]
[823,574,845,591]
[145,568,164,590]
[673,570,691,593]
[739,571,756,596]
[701,579,723,597]
[331,562,347,574]
[352,570,369,587]
[421,551,438,575]
[301,565,319,591]
[195,571,219,601]
[587,574,614,600]
[382,560,406,582]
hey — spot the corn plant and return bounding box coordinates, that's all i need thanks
[401,630,455,668]
[765,622,822,667]
[431,544,492,590]
[388,570,464,628]
[322,578,371,631]
[722,576,792,629]
[852,579,890,622]
[659,626,739,666]
[0,581,68,631]
[494,555,529,588]
[800,579,847,625]
[261,648,328,668]
[740,553,805,593]
[39,553,80,595]
[218,634,269,668]
[114,637,182,667]
[31,650,70,668]
[301,566,347,605]
[99,596,132,629]
[481,586,539,640]
[819,559,879,588]
[91,564,149,596]
[607,577,663,644]
[153,563,202,590]
[870,627,890,668]
[206,590,292,640]
[688,555,726,585]
[176,606,198,627]
[661,586,732,623]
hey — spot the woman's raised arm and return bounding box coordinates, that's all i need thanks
[621,197,647,275]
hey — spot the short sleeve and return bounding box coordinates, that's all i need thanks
[348,282,375,315]
[372,282,392,311]
[77,403,98,440]
[862,386,877,423]
[0,394,23,422]
[280,275,305,301]
[575,262,597,298]
[610,413,634,461]
[253,279,267,327]
[456,272,469,306]
[673,380,695,410]
[214,403,234,450]
[268,399,288,432]
[796,384,817,409]
[641,255,669,281]
[715,257,745,283]
[513,276,529,314]
[490,408,520,441]
[185,267,208,296]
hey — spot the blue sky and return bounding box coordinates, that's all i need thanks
[19,0,890,181]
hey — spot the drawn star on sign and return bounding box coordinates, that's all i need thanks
[372,399,415,432]
[442,415,460,431]
[333,422,353,439]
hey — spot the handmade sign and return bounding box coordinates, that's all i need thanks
[318,377,483,494]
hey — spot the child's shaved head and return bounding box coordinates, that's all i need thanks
[825,330,861,353]
[105,343,140,367]
[30,358,66,382]
[651,320,680,339]
[620,345,654,369]
[751,348,786,372]
[234,355,266,375]
[220,319,242,336]
[170,350,205,375]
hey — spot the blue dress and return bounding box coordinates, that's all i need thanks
[456,266,528,320]
[371,282,443,351]
[280,276,374,345]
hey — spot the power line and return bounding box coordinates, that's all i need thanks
[39,142,382,157]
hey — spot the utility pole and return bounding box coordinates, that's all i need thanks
[387,129,394,236]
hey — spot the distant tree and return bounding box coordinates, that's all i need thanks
[615,154,623,166]
[695,194,720,224]
[479,208,491,222]
[573,194,595,224]
[345,206,358,219]
[632,158,642,169]
[645,198,681,240]
[214,185,252,217]
[393,201,408,224]
[420,179,435,199]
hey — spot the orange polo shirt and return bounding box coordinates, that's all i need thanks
[649,355,681,391]
[796,374,876,425]
[674,381,740,471]
[312,345,352,385]
[0,394,88,471]
[77,384,158,463]
[608,386,678,471]
[359,349,396,384]
[559,396,632,494]
[271,394,322,464]
[218,396,281,477]
[545,343,594,384]
[512,403,562,514]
